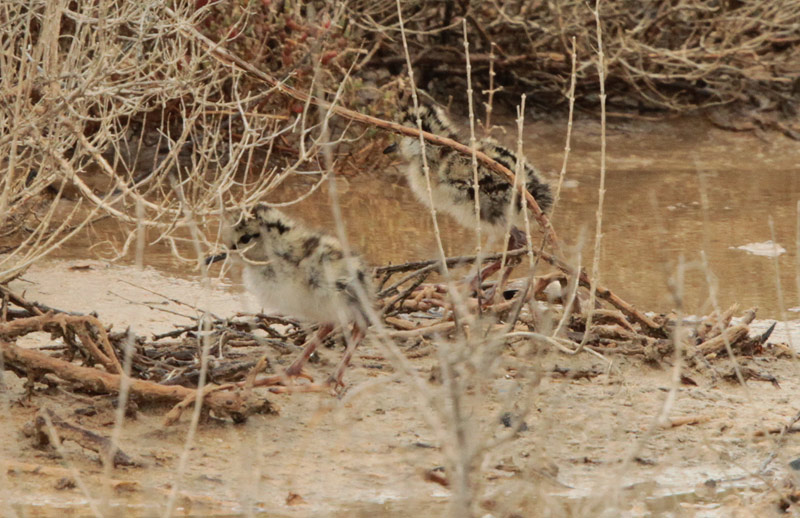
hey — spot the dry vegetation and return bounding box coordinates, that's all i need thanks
[2,0,799,280]
[1,1,799,516]
[346,1,800,132]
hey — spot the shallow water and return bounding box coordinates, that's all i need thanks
[49,116,800,319]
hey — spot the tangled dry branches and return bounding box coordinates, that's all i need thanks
[2,0,797,282]
[347,0,800,121]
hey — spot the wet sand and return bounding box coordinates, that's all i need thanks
[2,259,798,517]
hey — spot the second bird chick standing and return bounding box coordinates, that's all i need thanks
[385,104,554,294]
[387,104,553,234]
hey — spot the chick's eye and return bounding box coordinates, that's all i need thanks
[239,233,259,245]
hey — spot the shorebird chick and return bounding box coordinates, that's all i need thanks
[208,204,373,390]
[385,104,553,291]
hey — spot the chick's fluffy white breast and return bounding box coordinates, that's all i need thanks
[228,205,372,326]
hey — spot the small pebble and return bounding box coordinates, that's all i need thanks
[500,412,529,431]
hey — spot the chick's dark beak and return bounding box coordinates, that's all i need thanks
[205,252,229,265]
[383,143,398,154]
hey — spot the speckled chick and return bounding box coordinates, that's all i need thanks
[225,203,373,327]
[394,104,553,232]
[218,204,373,389]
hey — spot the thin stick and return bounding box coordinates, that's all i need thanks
[759,408,800,474]
[463,19,484,282]
[40,411,103,518]
[769,217,795,355]
[100,331,136,513]
[575,0,608,354]
[796,200,800,321]
[697,169,746,387]
[498,97,537,333]
[162,314,214,518]
[482,43,498,133]
[395,0,450,276]
[549,36,578,220]
[501,95,528,272]
[658,256,686,425]
[375,247,662,334]
[505,331,609,362]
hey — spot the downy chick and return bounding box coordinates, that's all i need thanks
[385,104,553,294]
[209,203,373,389]
[387,104,553,234]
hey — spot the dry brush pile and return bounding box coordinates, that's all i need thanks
[347,0,800,136]
[0,0,391,286]
[0,251,789,423]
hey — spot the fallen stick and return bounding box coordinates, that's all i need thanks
[4,460,73,477]
[28,408,137,467]
[753,426,800,437]
[375,249,530,276]
[0,314,122,374]
[385,316,419,330]
[162,383,241,426]
[697,324,749,356]
[388,321,457,338]
[1,340,249,424]
[664,415,712,428]
[0,284,78,317]
[376,248,663,335]
[759,409,800,474]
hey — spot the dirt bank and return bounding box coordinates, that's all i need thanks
[2,260,799,516]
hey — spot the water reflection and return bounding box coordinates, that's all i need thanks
[49,116,800,318]
[271,116,800,318]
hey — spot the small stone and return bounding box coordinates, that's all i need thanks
[500,412,529,431]
[286,492,306,506]
[55,477,76,490]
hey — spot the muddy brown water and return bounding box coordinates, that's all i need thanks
[50,116,800,319]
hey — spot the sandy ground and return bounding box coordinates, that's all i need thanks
[3,260,800,517]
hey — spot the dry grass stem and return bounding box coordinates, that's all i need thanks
[576,0,608,354]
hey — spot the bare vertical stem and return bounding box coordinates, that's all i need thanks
[796,200,800,311]
[463,19,483,279]
[135,197,145,269]
[769,217,795,353]
[170,176,210,284]
[482,43,498,133]
[578,0,607,351]
[548,37,579,339]
[40,412,103,518]
[607,256,688,514]
[162,314,213,518]
[658,256,686,424]
[697,170,746,387]
[511,96,530,268]
[0,304,17,518]
[101,330,136,514]
[395,0,449,276]
[549,36,578,220]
